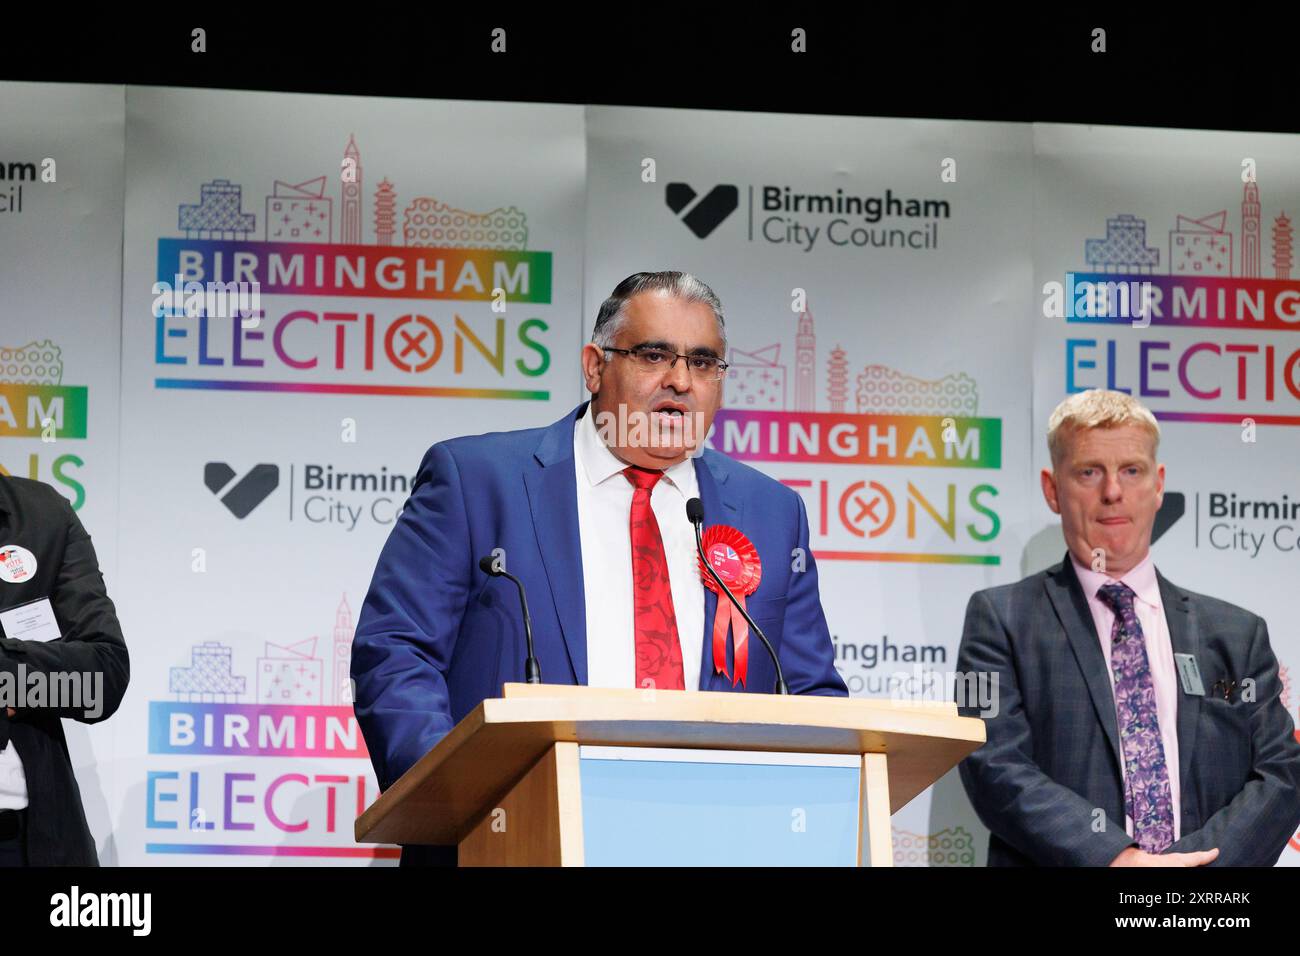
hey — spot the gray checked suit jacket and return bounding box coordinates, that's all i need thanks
[956,553,1300,866]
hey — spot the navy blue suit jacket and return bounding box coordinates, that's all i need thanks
[352,401,847,797]
[957,555,1300,866]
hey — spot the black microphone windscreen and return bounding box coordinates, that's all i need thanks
[686,498,704,524]
[478,555,500,576]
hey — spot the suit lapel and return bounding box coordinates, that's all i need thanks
[1157,569,1199,813]
[1044,556,1124,772]
[693,451,743,691]
[522,403,588,685]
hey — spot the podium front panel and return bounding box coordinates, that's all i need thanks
[577,746,861,866]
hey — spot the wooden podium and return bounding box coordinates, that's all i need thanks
[354,683,985,866]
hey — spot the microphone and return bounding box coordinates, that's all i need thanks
[478,554,542,684]
[685,498,789,694]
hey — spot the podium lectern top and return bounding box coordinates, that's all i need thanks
[355,684,985,848]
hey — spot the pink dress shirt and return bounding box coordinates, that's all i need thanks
[1070,551,1182,842]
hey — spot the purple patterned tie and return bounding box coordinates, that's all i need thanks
[1097,581,1175,854]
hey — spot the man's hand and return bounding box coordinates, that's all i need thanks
[4,708,12,718]
[1110,846,1219,867]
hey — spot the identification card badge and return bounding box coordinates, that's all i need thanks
[1174,652,1206,696]
[0,545,38,584]
[0,596,62,643]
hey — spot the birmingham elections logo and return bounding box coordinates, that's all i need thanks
[0,339,90,508]
[665,183,739,238]
[204,462,279,518]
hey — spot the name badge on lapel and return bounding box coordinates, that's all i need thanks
[0,596,62,642]
[1174,653,1206,696]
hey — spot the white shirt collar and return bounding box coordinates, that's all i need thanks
[574,404,699,498]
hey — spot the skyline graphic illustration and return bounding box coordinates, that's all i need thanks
[171,133,530,250]
[167,594,354,705]
[893,826,976,866]
[727,304,981,417]
[1,339,64,386]
[1083,178,1293,279]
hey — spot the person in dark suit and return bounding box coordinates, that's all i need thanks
[352,271,847,865]
[957,389,1300,866]
[0,475,130,865]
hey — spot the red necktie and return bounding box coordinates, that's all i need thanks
[622,466,686,691]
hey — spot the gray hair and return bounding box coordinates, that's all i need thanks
[591,271,727,351]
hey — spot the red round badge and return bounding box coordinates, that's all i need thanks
[697,525,761,596]
[696,525,762,687]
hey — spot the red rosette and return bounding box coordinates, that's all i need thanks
[697,525,762,688]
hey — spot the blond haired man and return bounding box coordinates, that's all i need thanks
[957,389,1300,866]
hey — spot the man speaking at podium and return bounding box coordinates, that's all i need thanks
[352,271,847,864]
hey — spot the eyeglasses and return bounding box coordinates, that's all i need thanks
[603,346,729,381]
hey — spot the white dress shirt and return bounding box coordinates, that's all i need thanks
[1071,552,1181,842]
[0,742,29,809]
[574,407,705,690]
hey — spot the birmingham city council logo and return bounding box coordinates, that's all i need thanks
[204,462,279,518]
[665,183,739,238]
[1152,492,1185,544]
